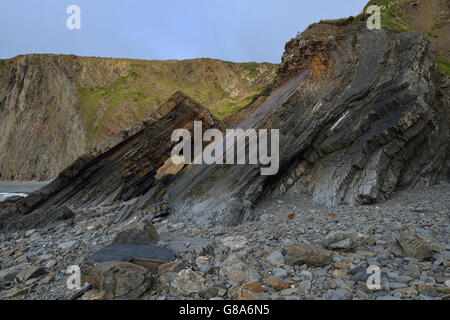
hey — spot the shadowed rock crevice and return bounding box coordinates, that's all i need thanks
[0,55,276,181]
[0,92,223,231]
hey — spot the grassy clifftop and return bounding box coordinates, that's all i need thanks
[365,0,449,76]
[70,57,277,144]
[315,0,449,77]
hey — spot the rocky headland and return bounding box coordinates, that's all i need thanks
[0,0,449,300]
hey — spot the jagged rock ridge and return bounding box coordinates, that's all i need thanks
[1,14,449,232]
[0,55,276,181]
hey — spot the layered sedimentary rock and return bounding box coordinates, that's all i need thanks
[1,21,448,232]
[0,92,222,231]
[0,55,276,181]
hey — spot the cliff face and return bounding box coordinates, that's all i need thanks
[3,25,448,232]
[1,1,449,232]
[0,55,276,181]
[158,28,448,227]
[0,56,86,181]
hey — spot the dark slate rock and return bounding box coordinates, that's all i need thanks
[87,243,174,263]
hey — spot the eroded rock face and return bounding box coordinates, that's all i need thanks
[0,55,276,181]
[160,26,449,226]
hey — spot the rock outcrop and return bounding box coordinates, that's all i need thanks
[0,91,223,231]
[158,25,449,225]
[0,9,449,233]
[0,55,276,181]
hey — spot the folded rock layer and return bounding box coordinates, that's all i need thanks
[0,92,222,231]
[162,26,449,226]
[1,23,448,232]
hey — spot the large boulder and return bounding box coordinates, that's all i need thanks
[392,231,434,261]
[286,244,332,267]
[82,261,152,300]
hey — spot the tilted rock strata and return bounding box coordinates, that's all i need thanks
[0,92,223,232]
[160,27,449,227]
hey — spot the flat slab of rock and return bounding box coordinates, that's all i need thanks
[87,243,174,263]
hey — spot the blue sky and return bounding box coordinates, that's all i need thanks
[0,0,368,63]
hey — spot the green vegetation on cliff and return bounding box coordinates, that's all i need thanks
[436,55,450,77]
[75,58,277,144]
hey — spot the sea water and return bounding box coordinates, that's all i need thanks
[0,192,28,201]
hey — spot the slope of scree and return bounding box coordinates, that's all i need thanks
[0,92,223,232]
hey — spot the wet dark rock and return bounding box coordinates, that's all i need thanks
[87,243,174,263]
[0,196,23,209]
[59,207,75,221]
